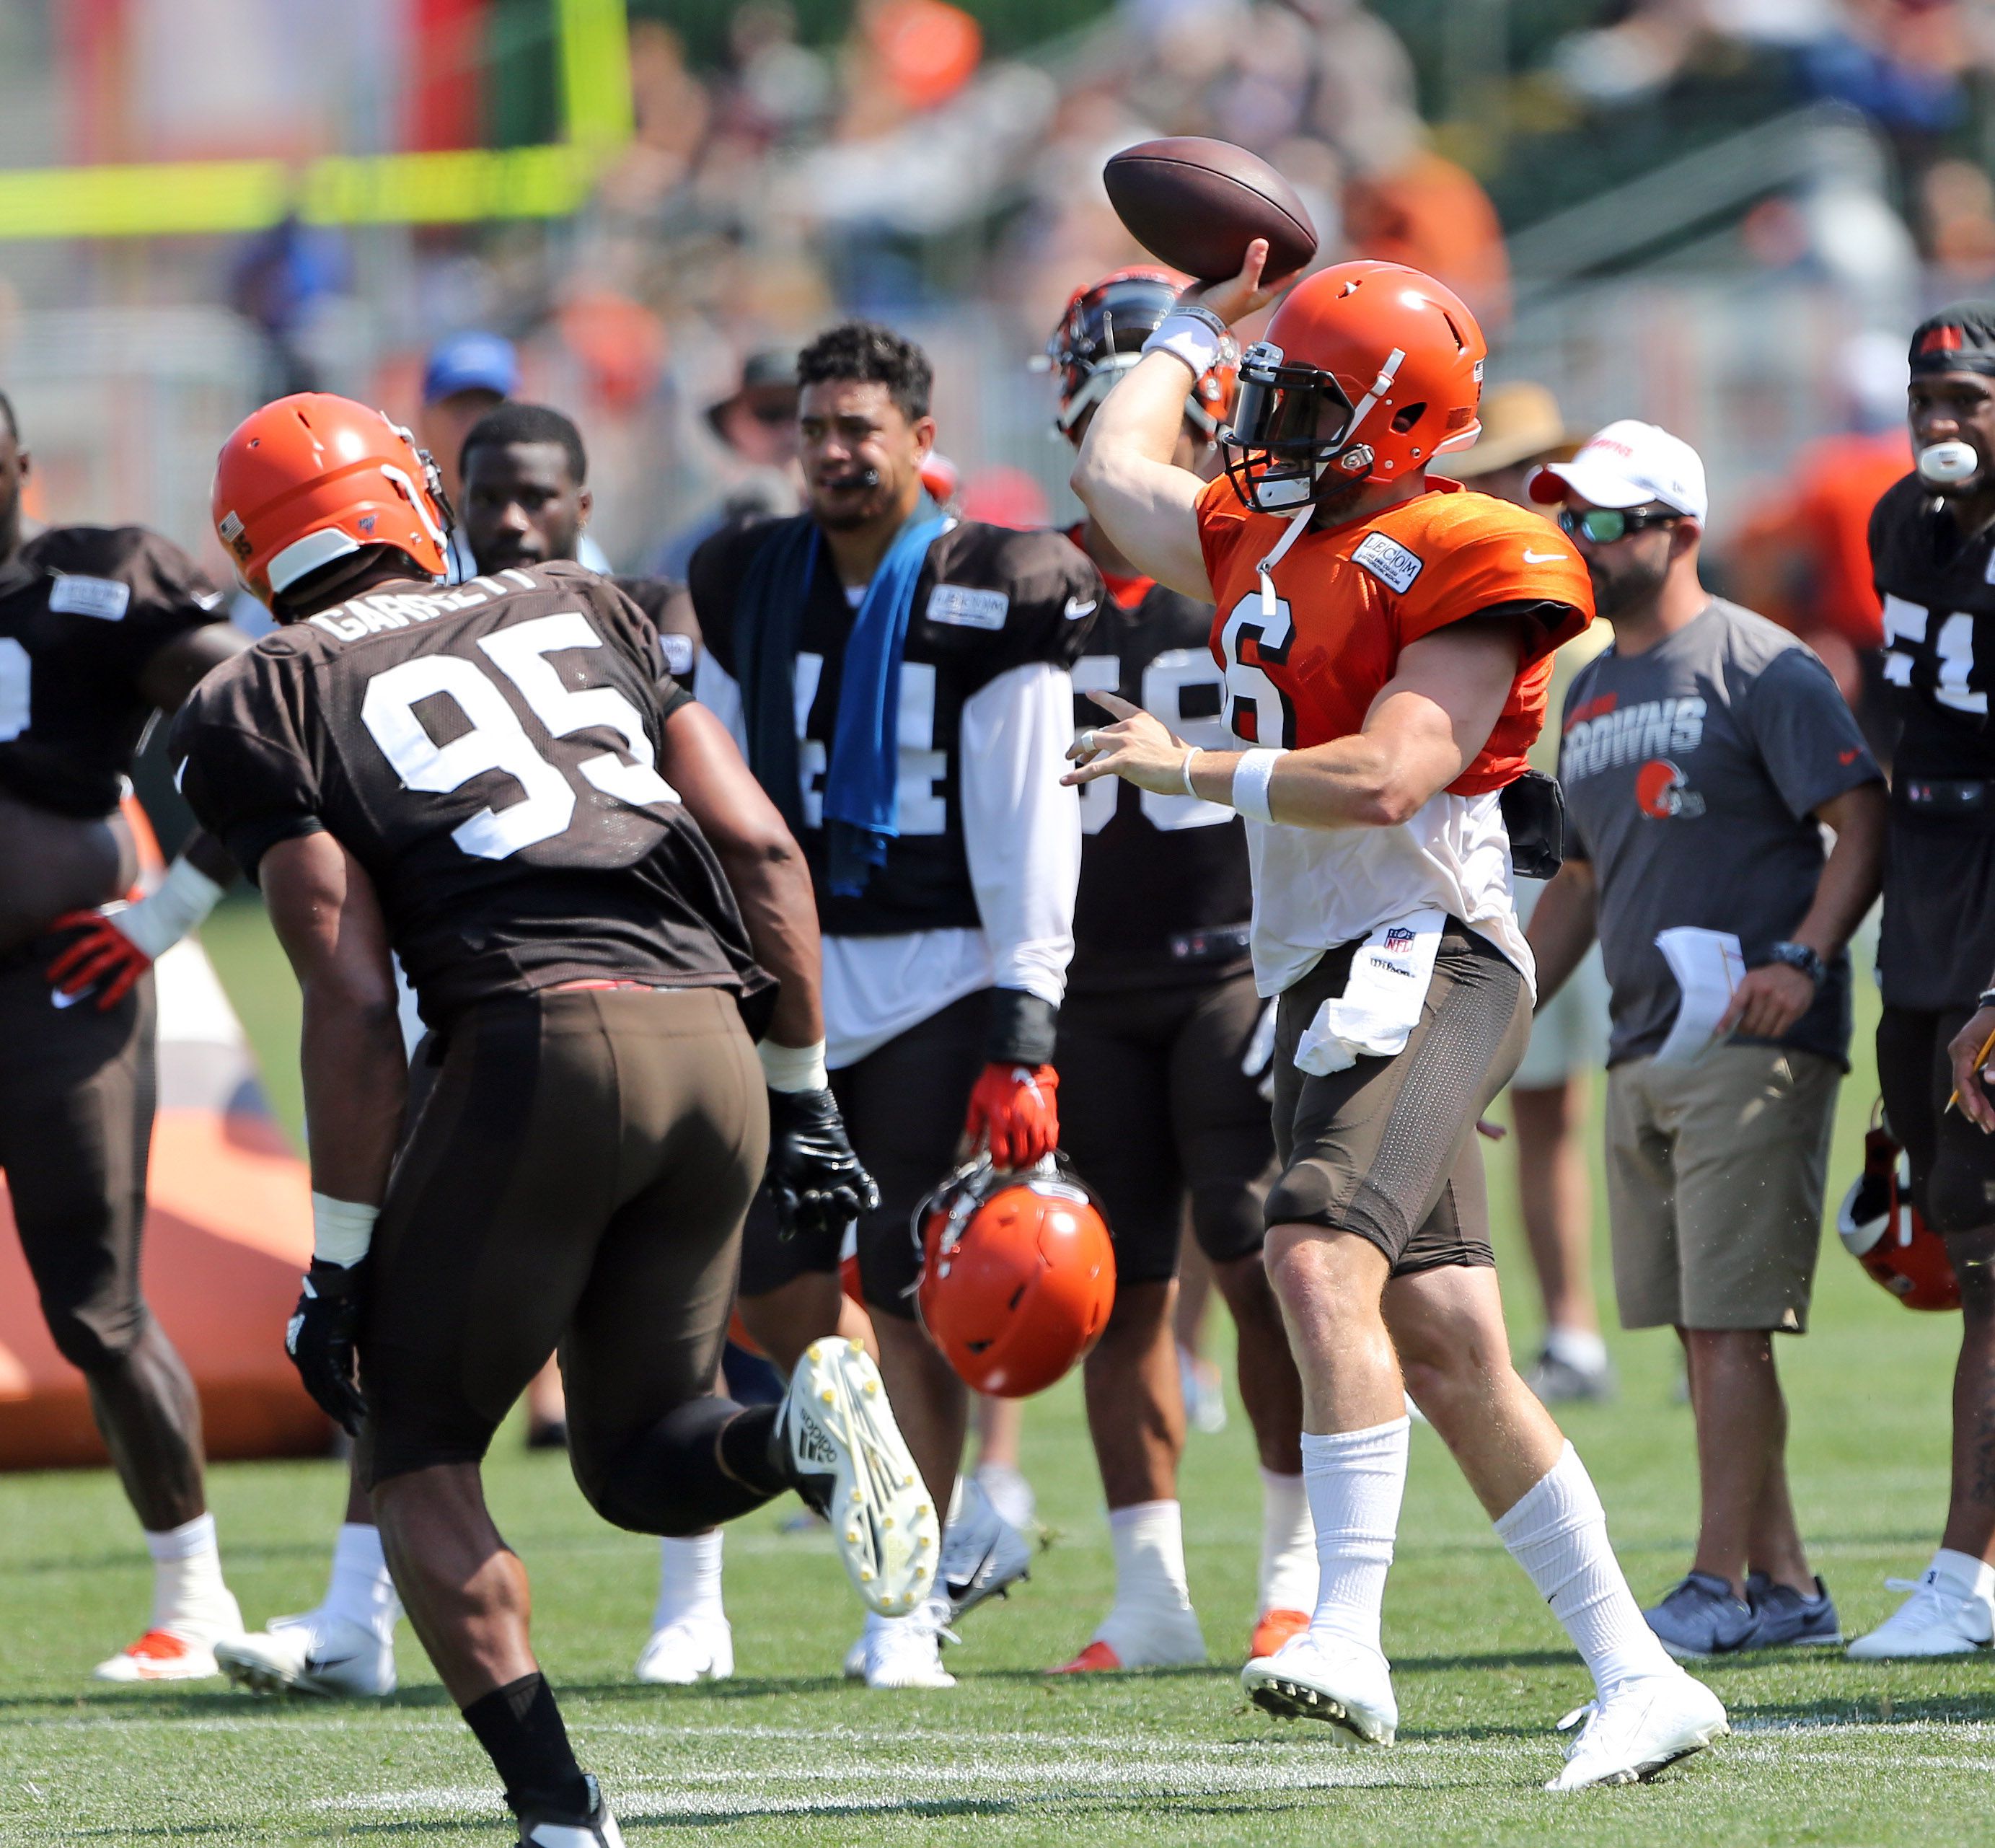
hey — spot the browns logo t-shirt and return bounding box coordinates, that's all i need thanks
[1192,474,1591,996]
[1559,598,1880,1067]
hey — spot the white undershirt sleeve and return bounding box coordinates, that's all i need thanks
[959,660,1081,1008]
[691,651,749,753]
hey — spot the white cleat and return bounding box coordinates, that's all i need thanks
[516,1772,624,1845]
[842,1629,871,1681]
[93,1624,230,1684]
[1546,1673,1728,1790]
[634,1615,734,1686]
[214,1611,396,1698]
[864,1596,959,1689]
[781,1338,939,1618]
[939,1476,1031,1623]
[1846,1570,1995,1659]
[1241,1631,1397,1745]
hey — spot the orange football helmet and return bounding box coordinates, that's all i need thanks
[1041,265,1238,439]
[1223,259,1485,513]
[213,393,452,609]
[914,1155,1115,1397]
[1838,1112,1960,1312]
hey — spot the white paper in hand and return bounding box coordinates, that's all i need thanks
[1652,926,1746,1066]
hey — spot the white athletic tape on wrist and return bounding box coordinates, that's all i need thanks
[311,1193,379,1268]
[1179,747,1202,797]
[111,856,225,962]
[757,1037,829,1093]
[1230,748,1287,823]
[1141,312,1225,380]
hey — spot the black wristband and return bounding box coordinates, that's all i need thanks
[1977,987,1995,1012]
[986,988,1058,1066]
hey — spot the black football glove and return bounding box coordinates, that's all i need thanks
[285,1257,369,1436]
[766,1087,879,1242]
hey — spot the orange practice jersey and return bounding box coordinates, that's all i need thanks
[1194,475,1593,793]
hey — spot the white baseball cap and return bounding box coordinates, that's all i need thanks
[1528,418,1707,523]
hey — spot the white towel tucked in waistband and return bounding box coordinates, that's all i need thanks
[1292,907,1446,1076]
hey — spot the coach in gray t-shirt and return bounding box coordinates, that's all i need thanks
[1560,597,1876,1069]
[1526,421,1886,1665]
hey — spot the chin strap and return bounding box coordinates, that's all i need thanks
[1257,508,1313,621]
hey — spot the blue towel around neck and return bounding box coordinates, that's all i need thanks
[822,509,951,896]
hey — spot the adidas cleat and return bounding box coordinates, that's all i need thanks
[216,1610,395,1698]
[780,1338,938,1618]
[1241,1632,1397,1746]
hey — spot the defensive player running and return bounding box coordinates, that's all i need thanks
[691,321,1101,1688]
[1858,304,1995,1658]
[216,399,715,1699]
[1038,270,1311,1673]
[1067,247,1727,1787]
[0,387,253,1681]
[174,395,933,1844]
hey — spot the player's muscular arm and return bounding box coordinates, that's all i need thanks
[260,833,406,1209]
[1067,617,1526,829]
[1070,353,1212,598]
[1071,236,1286,599]
[659,698,824,1051]
[1524,860,1598,1009]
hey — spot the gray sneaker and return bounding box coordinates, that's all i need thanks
[1644,1572,1756,1659]
[1523,1347,1617,1404]
[1745,1572,1842,1649]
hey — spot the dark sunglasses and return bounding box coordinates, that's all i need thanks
[1558,506,1682,544]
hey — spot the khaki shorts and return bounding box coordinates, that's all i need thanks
[1605,1044,1839,1332]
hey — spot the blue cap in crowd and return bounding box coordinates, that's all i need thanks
[422,331,519,405]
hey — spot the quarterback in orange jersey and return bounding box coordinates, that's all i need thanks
[1067,244,1727,1789]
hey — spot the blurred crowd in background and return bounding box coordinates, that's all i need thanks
[2,0,1994,596]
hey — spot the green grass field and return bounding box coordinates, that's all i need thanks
[4,899,1991,1844]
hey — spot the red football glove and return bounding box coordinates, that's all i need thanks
[964,1062,1060,1169]
[45,911,152,1011]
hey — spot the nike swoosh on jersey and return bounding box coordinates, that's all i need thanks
[1521,550,1569,564]
[50,987,85,1010]
[1063,596,1098,622]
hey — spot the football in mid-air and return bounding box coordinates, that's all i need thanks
[1103,137,1318,283]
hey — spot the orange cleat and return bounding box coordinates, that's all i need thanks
[1048,1639,1123,1674]
[92,1628,223,1683]
[1249,1608,1311,1660]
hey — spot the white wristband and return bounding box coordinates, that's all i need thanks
[1230,748,1287,823]
[311,1192,379,1268]
[1141,311,1225,380]
[758,1037,829,1093]
[108,855,225,962]
[1179,747,1202,796]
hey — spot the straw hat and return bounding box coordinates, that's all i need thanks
[1447,382,1575,479]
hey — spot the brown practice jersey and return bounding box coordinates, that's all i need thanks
[169,561,765,1031]
[691,516,1102,938]
[1067,547,1254,993]
[1870,472,1995,1006]
[0,526,228,817]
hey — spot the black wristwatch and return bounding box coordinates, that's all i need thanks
[1766,941,1827,987]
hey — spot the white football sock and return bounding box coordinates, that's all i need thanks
[1929,1547,1995,1601]
[144,1513,235,1632]
[653,1530,726,1631]
[322,1523,402,1642]
[1096,1500,1197,1655]
[1542,1326,1608,1373]
[1495,1442,1677,1696]
[1258,1469,1316,1613]
[1301,1416,1409,1659]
